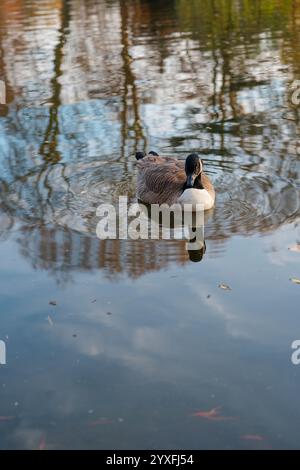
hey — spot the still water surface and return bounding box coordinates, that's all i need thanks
[0,0,299,449]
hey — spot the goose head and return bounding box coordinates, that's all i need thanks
[184,153,204,189]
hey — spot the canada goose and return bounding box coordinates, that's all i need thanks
[136,151,215,210]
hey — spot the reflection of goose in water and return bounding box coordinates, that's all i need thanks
[1,151,298,241]
[185,229,207,263]
[0,149,299,279]
[188,242,206,262]
[137,202,213,263]
[136,151,215,210]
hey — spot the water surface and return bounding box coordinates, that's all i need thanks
[0,0,299,449]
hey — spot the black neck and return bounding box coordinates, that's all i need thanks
[183,174,204,190]
[183,174,204,191]
[193,174,204,189]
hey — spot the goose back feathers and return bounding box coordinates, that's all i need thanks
[136,153,215,209]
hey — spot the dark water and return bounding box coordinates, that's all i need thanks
[0,0,299,449]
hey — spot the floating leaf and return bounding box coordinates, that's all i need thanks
[191,407,236,421]
[218,283,232,291]
[290,278,300,285]
[0,416,14,421]
[241,434,264,442]
[288,245,300,253]
[39,436,46,450]
[89,418,113,426]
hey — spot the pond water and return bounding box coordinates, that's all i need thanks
[0,0,299,449]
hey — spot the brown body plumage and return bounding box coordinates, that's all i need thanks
[136,153,215,207]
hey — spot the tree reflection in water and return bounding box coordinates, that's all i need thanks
[0,0,299,282]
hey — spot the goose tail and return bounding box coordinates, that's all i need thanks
[135,151,159,160]
[135,152,145,160]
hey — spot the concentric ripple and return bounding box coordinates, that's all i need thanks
[1,157,299,245]
[205,170,300,241]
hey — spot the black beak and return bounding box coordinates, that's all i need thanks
[186,174,196,189]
